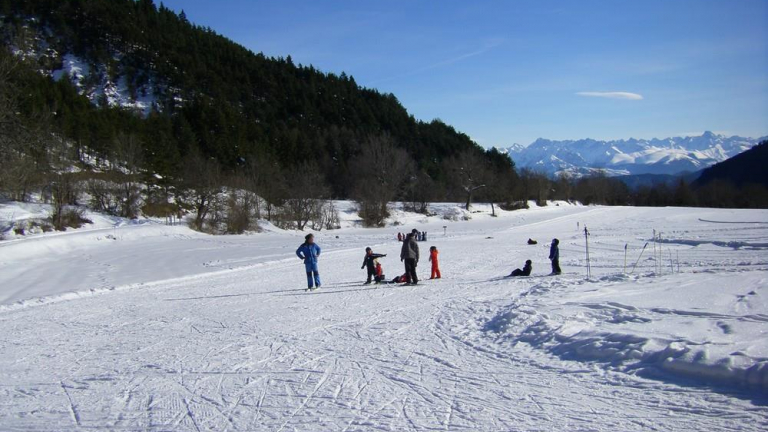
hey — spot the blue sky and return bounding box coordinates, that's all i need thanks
[159,0,767,147]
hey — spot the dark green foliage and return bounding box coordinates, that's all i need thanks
[2,0,495,200]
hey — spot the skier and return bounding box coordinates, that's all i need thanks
[549,238,562,275]
[527,238,538,245]
[423,232,428,242]
[429,246,441,279]
[296,233,322,290]
[400,230,420,285]
[397,232,402,242]
[509,259,533,277]
[361,247,387,284]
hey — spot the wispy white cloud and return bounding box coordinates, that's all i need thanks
[371,38,504,84]
[576,91,644,100]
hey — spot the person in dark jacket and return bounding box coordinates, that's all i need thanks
[400,230,420,285]
[361,247,387,284]
[509,260,532,277]
[549,238,561,275]
[296,233,322,289]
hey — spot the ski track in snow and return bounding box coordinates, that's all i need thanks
[1,205,767,430]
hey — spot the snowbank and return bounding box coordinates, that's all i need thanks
[487,276,768,390]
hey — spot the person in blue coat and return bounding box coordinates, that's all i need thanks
[296,233,322,289]
[549,238,561,275]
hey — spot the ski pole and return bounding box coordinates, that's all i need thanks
[630,243,648,274]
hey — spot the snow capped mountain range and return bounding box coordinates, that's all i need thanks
[502,132,767,177]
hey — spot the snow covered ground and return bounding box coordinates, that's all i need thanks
[0,202,766,430]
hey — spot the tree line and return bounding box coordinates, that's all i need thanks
[520,168,768,209]
[0,45,522,233]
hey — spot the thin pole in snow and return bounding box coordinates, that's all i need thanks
[658,231,663,274]
[652,229,657,273]
[631,243,648,274]
[657,231,663,274]
[669,249,674,273]
[623,243,628,274]
[677,251,680,273]
[584,226,591,279]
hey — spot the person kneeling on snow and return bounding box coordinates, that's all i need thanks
[509,260,532,277]
[361,247,387,284]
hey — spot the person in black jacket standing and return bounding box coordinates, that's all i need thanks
[400,230,420,285]
[361,247,387,284]
[549,238,562,275]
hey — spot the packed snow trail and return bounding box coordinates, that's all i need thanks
[1,205,766,431]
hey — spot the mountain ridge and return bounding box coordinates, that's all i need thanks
[693,141,768,189]
[500,132,766,177]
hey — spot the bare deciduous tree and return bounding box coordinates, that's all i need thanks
[350,134,415,227]
[520,168,551,206]
[111,133,144,218]
[180,150,222,232]
[444,149,488,210]
[282,162,329,231]
[403,171,438,214]
[249,154,286,222]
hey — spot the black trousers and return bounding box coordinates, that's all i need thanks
[366,266,375,283]
[551,258,561,274]
[510,268,524,277]
[404,259,419,284]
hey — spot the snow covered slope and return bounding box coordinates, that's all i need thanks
[0,203,766,430]
[504,131,765,177]
[50,53,160,116]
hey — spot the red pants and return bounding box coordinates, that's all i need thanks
[431,262,441,279]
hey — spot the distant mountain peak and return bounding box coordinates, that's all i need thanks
[501,132,765,177]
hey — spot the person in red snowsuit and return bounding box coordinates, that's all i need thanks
[429,246,441,279]
[374,260,386,283]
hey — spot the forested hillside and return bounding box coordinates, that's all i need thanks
[1,0,520,231]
